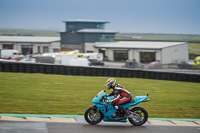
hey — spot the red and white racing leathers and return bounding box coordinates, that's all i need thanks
[108,84,132,104]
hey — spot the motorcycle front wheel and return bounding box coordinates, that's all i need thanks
[128,106,148,126]
[84,106,104,125]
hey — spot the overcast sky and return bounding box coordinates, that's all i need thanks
[0,0,200,34]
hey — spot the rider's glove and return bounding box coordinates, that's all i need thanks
[106,100,112,103]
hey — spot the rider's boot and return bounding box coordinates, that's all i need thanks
[114,103,127,120]
[121,108,129,120]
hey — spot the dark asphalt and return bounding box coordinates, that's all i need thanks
[0,121,200,133]
[0,121,48,133]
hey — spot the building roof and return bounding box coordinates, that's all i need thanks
[77,29,117,33]
[95,41,187,49]
[63,19,109,23]
[0,36,60,43]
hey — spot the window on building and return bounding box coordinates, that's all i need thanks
[68,25,75,33]
[140,52,156,63]
[97,24,105,29]
[114,50,128,61]
[3,44,13,49]
[69,30,75,34]
[69,38,76,43]
[69,25,75,28]
[100,35,114,42]
[86,51,93,53]
[53,49,60,52]
[43,46,49,53]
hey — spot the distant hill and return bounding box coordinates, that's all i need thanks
[1,29,200,42]
[115,33,200,42]
[0,29,59,37]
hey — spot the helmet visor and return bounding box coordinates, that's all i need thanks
[106,83,110,90]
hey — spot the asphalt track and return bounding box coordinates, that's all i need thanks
[1,120,200,133]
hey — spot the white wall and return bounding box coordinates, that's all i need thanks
[0,42,61,54]
[128,49,161,63]
[162,43,188,64]
[85,43,98,53]
[134,50,140,62]
[0,43,3,49]
[101,48,161,62]
[128,49,134,60]
[50,42,61,52]
[107,49,114,61]
[92,42,188,63]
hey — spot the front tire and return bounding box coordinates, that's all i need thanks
[128,106,148,126]
[84,106,103,125]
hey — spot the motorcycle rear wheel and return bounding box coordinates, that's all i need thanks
[84,106,104,125]
[128,106,148,126]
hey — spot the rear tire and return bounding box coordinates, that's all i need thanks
[128,106,148,126]
[84,106,103,125]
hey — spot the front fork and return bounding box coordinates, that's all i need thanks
[89,106,101,121]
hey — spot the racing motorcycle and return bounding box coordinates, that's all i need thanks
[84,90,150,126]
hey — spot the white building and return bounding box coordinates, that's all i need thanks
[0,36,60,55]
[86,41,189,64]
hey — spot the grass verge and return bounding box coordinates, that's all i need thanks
[0,72,199,119]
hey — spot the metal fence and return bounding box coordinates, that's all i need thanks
[0,61,199,83]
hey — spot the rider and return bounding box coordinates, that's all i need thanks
[106,78,132,120]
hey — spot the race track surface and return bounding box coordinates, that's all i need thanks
[0,120,200,133]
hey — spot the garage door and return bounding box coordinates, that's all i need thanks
[22,45,33,55]
[140,52,155,63]
[114,50,128,61]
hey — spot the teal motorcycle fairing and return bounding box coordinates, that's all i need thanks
[91,90,149,122]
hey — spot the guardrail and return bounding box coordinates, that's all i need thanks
[0,61,199,83]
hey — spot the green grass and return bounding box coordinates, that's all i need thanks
[115,33,200,42]
[189,51,200,55]
[189,43,200,49]
[189,43,200,55]
[0,29,59,36]
[1,29,200,42]
[0,72,200,119]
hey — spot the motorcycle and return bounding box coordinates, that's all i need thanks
[84,90,150,126]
